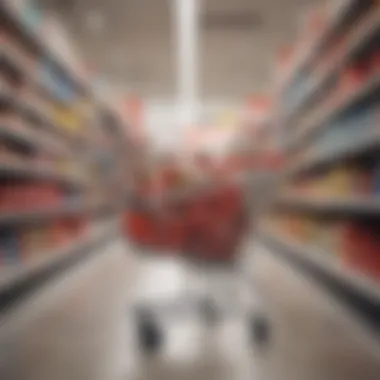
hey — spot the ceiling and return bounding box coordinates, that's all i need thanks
[39,0,325,101]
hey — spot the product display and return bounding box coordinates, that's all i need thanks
[282,1,379,123]
[283,158,380,200]
[261,1,380,298]
[0,1,130,281]
[266,213,380,283]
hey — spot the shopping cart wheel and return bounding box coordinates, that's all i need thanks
[136,308,163,355]
[249,312,271,348]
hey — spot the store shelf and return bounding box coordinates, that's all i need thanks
[21,96,78,141]
[0,0,127,321]
[0,202,86,227]
[290,73,380,148]
[3,43,76,107]
[1,90,80,149]
[2,45,30,80]
[286,7,380,122]
[0,225,117,314]
[0,121,42,147]
[287,130,380,178]
[278,195,380,217]
[3,39,79,110]
[0,0,88,95]
[0,161,87,188]
[260,229,380,332]
[280,0,367,96]
[0,120,70,158]
[0,201,119,227]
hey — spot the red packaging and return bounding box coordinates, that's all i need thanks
[339,64,368,99]
[341,223,380,282]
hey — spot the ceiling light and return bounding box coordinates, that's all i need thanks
[174,0,200,127]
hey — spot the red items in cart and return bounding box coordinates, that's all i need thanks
[124,183,247,263]
[124,206,160,247]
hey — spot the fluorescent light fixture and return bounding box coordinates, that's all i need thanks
[174,0,200,127]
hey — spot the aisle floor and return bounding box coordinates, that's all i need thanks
[0,236,379,380]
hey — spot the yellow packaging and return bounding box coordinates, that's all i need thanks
[326,166,352,196]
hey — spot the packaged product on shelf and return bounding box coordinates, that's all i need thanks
[52,105,82,134]
[0,183,24,213]
[0,181,64,214]
[325,165,352,197]
[341,222,380,283]
[316,173,335,197]
[20,224,52,263]
[0,228,21,266]
[49,220,72,248]
[340,62,370,95]
[50,218,87,249]
[286,214,304,241]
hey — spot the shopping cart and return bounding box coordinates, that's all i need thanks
[124,182,248,263]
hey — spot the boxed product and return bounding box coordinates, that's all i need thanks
[341,222,380,282]
[0,182,64,213]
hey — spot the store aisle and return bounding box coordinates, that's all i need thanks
[1,236,379,380]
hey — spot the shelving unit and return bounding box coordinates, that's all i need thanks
[279,0,369,95]
[0,1,132,313]
[0,161,86,187]
[287,130,380,178]
[259,230,380,332]
[281,0,376,120]
[259,0,380,333]
[277,195,380,217]
[289,72,380,149]
[0,200,118,227]
[0,0,88,95]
